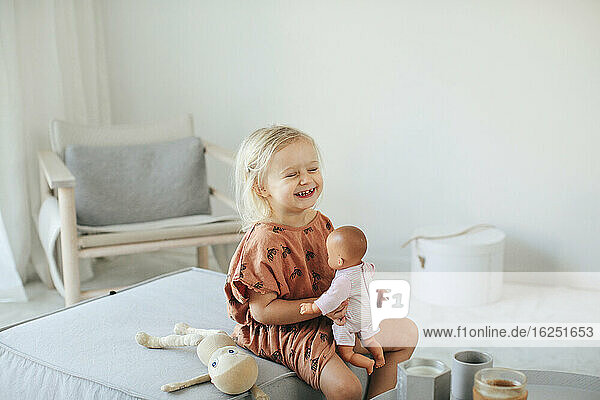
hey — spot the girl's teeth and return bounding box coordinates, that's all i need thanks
[296,188,315,197]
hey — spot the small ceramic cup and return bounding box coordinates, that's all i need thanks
[451,350,493,400]
[398,358,451,400]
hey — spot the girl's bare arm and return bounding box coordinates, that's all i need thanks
[248,290,348,325]
[248,290,317,325]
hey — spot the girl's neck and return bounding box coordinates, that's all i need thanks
[268,209,317,228]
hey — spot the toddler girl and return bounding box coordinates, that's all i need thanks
[224,126,414,400]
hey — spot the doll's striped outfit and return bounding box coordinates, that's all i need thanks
[314,262,379,346]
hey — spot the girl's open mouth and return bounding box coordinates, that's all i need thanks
[294,187,316,198]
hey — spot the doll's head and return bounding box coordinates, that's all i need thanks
[326,226,367,270]
[198,333,258,395]
[235,126,323,230]
[207,346,258,394]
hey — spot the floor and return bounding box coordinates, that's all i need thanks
[2,249,599,378]
[0,248,208,328]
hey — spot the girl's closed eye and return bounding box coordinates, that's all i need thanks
[285,172,298,178]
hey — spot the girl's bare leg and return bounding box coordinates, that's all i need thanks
[353,318,419,399]
[319,353,363,400]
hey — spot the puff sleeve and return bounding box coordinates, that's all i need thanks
[228,226,291,304]
[364,262,376,279]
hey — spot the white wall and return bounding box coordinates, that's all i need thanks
[100,0,599,273]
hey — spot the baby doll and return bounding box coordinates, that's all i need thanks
[135,323,268,399]
[300,226,385,374]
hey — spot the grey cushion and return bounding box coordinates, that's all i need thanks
[65,137,211,226]
[50,115,194,160]
[0,268,373,399]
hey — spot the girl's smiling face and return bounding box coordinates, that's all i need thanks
[257,138,323,224]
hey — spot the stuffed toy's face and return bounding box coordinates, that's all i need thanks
[208,346,244,372]
[208,346,258,395]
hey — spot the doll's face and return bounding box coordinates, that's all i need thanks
[208,346,247,374]
[208,346,258,395]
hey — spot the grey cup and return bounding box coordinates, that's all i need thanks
[451,350,493,400]
[398,358,451,400]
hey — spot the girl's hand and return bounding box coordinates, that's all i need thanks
[325,299,348,325]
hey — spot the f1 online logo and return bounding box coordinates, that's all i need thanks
[369,280,410,330]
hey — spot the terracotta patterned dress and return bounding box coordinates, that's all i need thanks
[224,211,336,390]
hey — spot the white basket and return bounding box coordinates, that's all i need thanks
[408,224,505,307]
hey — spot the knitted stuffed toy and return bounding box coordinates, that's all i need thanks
[136,323,268,399]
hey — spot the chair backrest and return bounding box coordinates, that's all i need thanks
[50,114,195,160]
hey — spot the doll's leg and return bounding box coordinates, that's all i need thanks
[338,345,375,375]
[333,324,375,374]
[361,336,385,368]
[174,322,226,336]
[135,332,203,348]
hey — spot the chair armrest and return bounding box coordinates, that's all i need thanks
[38,151,75,189]
[204,141,234,167]
[209,187,236,211]
[204,142,236,211]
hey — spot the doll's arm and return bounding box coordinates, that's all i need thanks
[250,384,269,400]
[300,300,351,325]
[248,290,319,325]
[161,373,211,392]
[311,276,352,316]
[299,302,321,315]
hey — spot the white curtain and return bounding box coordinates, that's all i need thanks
[0,213,27,302]
[0,0,111,301]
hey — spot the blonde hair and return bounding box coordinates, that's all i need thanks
[234,125,321,231]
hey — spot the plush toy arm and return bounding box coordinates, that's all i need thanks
[135,332,203,348]
[250,384,269,400]
[174,322,227,336]
[161,373,211,392]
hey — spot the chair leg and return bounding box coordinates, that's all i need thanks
[58,187,80,306]
[196,246,209,269]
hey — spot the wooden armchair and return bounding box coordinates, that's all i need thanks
[38,115,243,306]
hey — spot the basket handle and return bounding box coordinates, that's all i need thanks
[401,224,497,248]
